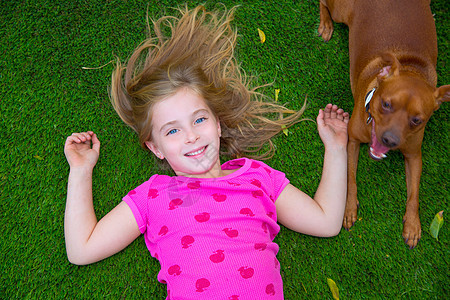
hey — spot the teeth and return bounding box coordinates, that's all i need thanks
[186,147,206,156]
[370,147,387,159]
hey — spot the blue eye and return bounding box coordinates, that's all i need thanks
[195,117,206,124]
[167,129,179,135]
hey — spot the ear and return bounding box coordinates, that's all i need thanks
[145,141,164,160]
[377,52,401,82]
[217,119,222,138]
[433,84,450,111]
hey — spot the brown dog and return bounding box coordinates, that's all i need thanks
[318,0,450,248]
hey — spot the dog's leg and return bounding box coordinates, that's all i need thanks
[318,2,334,42]
[318,0,354,42]
[343,138,360,229]
[403,152,423,248]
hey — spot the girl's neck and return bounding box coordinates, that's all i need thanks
[174,160,237,179]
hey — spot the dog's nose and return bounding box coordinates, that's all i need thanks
[381,131,399,148]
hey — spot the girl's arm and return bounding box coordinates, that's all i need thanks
[64,132,141,265]
[276,104,349,237]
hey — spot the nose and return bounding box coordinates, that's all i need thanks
[185,127,199,144]
[381,131,399,148]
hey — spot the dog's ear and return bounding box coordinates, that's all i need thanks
[377,52,400,82]
[433,84,450,111]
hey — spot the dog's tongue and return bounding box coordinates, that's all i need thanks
[369,121,390,160]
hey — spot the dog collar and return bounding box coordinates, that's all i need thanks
[365,88,376,124]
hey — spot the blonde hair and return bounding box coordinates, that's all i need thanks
[110,5,305,167]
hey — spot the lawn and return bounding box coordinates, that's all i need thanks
[1,0,448,299]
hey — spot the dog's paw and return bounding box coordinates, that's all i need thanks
[318,20,334,42]
[343,204,358,229]
[318,3,334,42]
[402,214,422,249]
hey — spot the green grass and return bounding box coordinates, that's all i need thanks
[1,0,448,298]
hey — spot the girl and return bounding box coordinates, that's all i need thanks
[64,5,349,299]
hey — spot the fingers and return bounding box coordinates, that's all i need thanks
[91,133,101,153]
[330,104,338,119]
[335,108,348,122]
[324,104,341,118]
[71,131,93,142]
[322,103,333,119]
[316,108,325,126]
[321,103,349,122]
[342,111,350,123]
[65,131,98,146]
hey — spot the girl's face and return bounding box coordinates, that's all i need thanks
[146,87,223,178]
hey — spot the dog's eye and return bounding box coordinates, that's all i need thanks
[410,117,422,126]
[381,100,392,111]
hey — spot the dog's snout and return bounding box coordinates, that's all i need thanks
[381,131,399,148]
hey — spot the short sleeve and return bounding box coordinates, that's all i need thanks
[272,169,290,201]
[122,175,158,234]
[254,160,290,202]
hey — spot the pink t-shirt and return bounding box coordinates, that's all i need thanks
[124,158,290,299]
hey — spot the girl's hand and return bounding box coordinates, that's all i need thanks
[277,104,349,237]
[64,132,140,265]
[64,131,100,170]
[317,104,350,150]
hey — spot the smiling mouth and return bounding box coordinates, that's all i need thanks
[185,146,207,157]
[369,121,390,160]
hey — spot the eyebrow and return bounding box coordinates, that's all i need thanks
[158,108,211,134]
[159,121,178,134]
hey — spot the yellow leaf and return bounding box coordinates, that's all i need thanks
[257,28,266,43]
[327,278,339,300]
[281,125,289,136]
[277,89,288,135]
[275,89,280,102]
[34,155,44,160]
[430,210,444,240]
